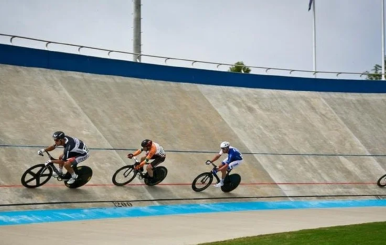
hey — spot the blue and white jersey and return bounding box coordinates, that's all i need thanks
[219,146,243,164]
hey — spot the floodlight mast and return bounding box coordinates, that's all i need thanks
[133,0,141,62]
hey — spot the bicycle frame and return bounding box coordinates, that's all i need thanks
[130,157,149,180]
[207,161,232,183]
[40,151,65,179]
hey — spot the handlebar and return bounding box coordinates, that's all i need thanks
[130,156,140,164]
[45,151,53,159]
[39,151,56,161]
[206,160,217,168]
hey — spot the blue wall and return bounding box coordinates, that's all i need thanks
[0,43,385,93]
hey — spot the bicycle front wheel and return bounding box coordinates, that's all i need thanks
[377,174,386,187]
[21,164,52,188]
[112,165,137,186]
[192,172,213,192]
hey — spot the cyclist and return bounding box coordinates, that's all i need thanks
[37,131,90,184]
[207,141,243,187]
[127,139,166,181]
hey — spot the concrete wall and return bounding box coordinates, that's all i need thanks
[0,45,385,211]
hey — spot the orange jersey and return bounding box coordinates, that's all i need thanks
[133,142,165,164]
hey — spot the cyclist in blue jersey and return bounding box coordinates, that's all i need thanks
[206,141,243,187]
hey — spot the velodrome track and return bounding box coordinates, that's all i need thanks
[1,201,386,245]
[1,63,386,244]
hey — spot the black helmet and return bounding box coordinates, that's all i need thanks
[52,131,65,140]
[141,139,152,148]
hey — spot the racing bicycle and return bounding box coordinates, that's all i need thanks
[192,160,241,193]
[21,151,93,188]
[112,157,168,186]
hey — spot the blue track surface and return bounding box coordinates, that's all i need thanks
[1,199,386,226]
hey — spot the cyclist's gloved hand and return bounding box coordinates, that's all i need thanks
[205,160,212,165]
[127,153,134,159]
[38,149,45,156]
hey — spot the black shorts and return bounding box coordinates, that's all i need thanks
[64,153,89,166]
[149,155,166,167]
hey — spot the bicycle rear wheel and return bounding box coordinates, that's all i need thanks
[112,165,137,186]
[65,166,93,189]
[21,164,52,188]
[144,166,168,186]
[192,172,213,192]
[221,174,241,193]
[377,174,386,187]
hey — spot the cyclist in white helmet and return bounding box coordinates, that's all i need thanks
[207,141,243,187]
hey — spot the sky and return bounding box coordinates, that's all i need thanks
[0,0,383,79]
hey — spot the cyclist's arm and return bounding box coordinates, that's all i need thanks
[51,159,65,164]
[218,163,229,171]
[223,151,233,164]
[140,145,156,165]
[211,149,223,162]
[132,148,142,157]
[210,154,221,163]
[218,152,232,171]
[45,145,65,164]
[60,144,71,162]
[44,144,56,152]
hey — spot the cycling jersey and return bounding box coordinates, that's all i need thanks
[133,142,165,160]
[59,136,89,161]
[219,146,243,164]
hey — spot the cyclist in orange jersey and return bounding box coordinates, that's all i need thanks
[127,139,166,180]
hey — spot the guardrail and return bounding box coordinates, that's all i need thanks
[0,33,379,79]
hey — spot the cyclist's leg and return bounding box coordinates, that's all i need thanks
[57,153,65,169]
[64,157,76,175]
[227,160,243,171]
[65,154,89,174]
[66,153,89,184]
[72,154,90,167]
[218,156,231,179]
[51,154,66,177]
[137,156,147,171]
[147,155,166,178]
[218,162,228,180]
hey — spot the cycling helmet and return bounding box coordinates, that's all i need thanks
[141,139,152,148]
[52,131,65,140]
[220,141,230,148]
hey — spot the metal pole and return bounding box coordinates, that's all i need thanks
[133,0,141,62]
[312,0,317,78]
[382,0,385,80]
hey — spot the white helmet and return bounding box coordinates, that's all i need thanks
[220,141,230,148]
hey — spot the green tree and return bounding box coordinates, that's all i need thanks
[366,58,386,80]
[228,61,251,74]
